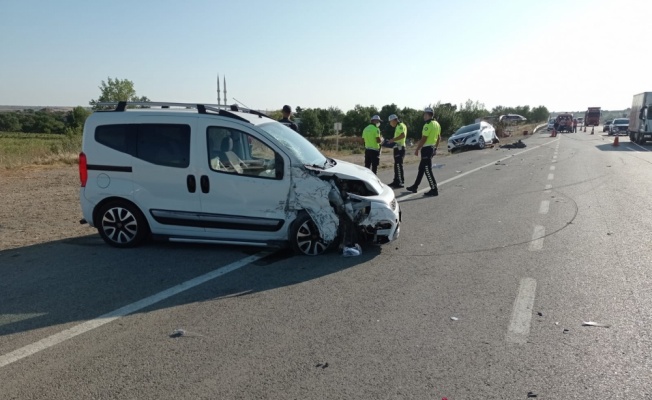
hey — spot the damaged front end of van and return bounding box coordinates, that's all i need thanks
[286,162,401,256]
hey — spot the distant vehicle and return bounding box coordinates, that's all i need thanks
[628,92,652,144]
[499,114,527,123]
[547,118,556,131]
[603,120,613,132]
[447,121,499,152]
[584,107,601,127]
[609,118,629,135]
[577,117,584,126]
[554,113,574,133]
[475,115,498,123]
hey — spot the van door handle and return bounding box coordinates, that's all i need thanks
[187,175,196,193]
[200,175,210,193]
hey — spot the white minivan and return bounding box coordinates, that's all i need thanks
[79,102,400,255]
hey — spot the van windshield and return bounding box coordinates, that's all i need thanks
[259,121,329,168]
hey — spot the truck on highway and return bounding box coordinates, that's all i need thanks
[628,92,652,144]
[583,107,601,128]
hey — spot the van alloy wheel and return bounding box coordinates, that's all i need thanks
[97,201,149,248]
[290,213,329,256]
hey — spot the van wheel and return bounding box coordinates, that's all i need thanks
[97,201,149,248]
[478,137,486,149]
[290,213,329,256]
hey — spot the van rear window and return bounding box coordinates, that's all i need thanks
[94,123,190,168]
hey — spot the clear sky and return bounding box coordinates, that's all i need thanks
[1,0,649,113]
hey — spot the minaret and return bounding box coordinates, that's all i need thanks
[223,76,227,106]
[217,73,221,106]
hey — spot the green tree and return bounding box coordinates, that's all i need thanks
[458,99,488,125]
[298,108,322,137]
[0,112,22,132]
[432,102,463,136]
[66,106,91,129]
[89,77,150,109]
[530,105,549,122]
[342,104,378,136]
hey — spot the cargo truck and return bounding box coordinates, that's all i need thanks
[583,107,601,128]
[628,92,652,144]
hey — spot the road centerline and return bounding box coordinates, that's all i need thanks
[506,278,537,344]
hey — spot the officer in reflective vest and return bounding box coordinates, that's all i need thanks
[387,114,407,188]
[406,107,440,196]
[362,115,382,174]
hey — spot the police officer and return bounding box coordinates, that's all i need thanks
[362,115,382,174]
[406,107,440,196]
[387,114,407,188]
[278,105,299,132]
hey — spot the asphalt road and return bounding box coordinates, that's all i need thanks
[1,129,652,399]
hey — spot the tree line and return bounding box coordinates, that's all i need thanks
[0,106,90,134]
[1,76,549,141]
[281,100,549,139]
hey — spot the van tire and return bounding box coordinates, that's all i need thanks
[289,213,330,256]
[96,201,149,248]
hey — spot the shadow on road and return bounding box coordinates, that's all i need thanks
[0,235,381,338]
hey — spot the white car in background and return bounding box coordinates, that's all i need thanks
[448,121,499,152]
[547,118,556,131]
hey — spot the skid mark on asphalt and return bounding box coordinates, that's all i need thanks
[0,252,271,369]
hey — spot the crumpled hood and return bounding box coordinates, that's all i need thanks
[312,159,384,195]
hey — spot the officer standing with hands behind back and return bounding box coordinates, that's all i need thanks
[362,115,382,174]
[406,107,440,197]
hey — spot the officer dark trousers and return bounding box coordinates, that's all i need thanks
[412,146,438,191]
[364,149,380,174]
[393,146,405,185]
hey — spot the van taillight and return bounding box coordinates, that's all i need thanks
[79,152,88,187]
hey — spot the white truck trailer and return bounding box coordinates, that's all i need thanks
[628,92,652,144]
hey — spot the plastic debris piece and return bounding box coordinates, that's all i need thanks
[555,322,559,325]
[607,232,613,236]
[343,244,362,257]
[456,171,462,173]
[537,312,543,317]
[169,329,185,338]
[563,329,569,334]
[322,362,329,369]
[527,391,538,398]
[432,164,445,169]
[582,321,611,328]
[450,317,458,321]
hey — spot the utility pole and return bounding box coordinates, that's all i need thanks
[223,76,227,106]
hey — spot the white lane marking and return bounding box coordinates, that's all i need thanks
[398,138,561,201]
[550,166,556,171]
[629,141,651,152]
[539,200,550,215]
[0,252,269,369]
[547,173,554,180]
[529,225,545,251]
[506,278,537,344]
[0,313,47,328]
[544,184,552,194]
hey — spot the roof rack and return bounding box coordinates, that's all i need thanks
[95,101,274,122]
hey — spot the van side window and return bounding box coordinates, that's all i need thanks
[206,127,281,179]
[137,124,190,168]
[95,124,135,154]
[94,124,190,168]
